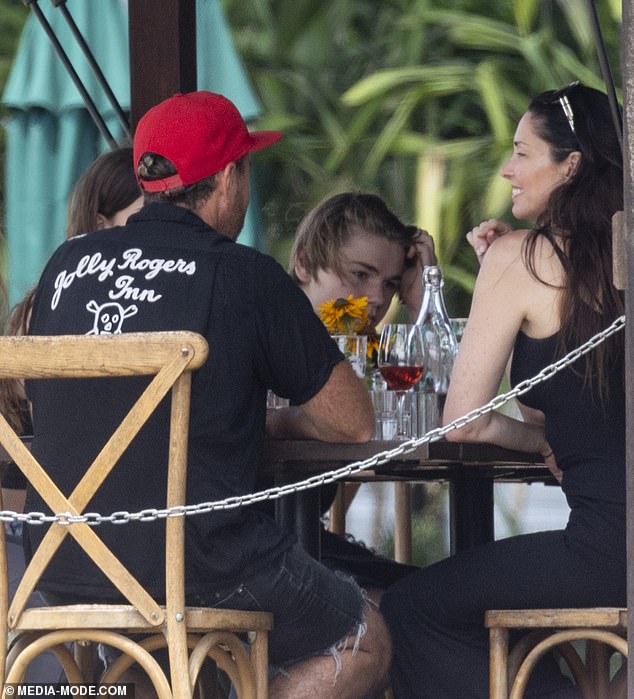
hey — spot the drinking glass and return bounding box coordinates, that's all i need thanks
[333,334,368,379]
[450,317,468,345]
[370,389,399,440]
[377,324,426,440]
[266,390,289,409]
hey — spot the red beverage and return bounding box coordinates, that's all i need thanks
[379,365,424,391]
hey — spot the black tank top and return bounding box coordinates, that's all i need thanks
[510,331,625,506]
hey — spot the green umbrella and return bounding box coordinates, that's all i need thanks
[2,0,263,305]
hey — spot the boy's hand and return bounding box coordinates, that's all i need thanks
[400,228,437,316]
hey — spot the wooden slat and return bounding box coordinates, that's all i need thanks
[15,606,272,632]
[0,332,208,378]
[184,609,273,632]
[485,608,627,629]
[165,373,192,698]
[612,211,625,290]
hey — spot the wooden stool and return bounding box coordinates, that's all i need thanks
[485,608,627,699]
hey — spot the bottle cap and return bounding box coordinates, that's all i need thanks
[423,265,443,284]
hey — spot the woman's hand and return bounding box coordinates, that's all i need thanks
[466,219,513,264]
[542,446,563,484]
[400,227,437,316]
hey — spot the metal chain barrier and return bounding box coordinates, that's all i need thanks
[1,315,625,527]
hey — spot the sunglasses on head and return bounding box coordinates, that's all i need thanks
[550,81,582,136]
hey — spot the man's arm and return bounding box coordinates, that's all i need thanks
[266,361,374,443]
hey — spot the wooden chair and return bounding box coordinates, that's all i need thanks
[0,332,272,698]
[485,607,627,699]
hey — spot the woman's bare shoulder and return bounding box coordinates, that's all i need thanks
[486,228,562,281]
[478,228,532,284]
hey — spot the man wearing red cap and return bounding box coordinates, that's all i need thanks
[24,91,391,697]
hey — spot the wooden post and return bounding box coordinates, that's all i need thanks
[128,0,197,131]
[613,211,625,290]
[623,0,634,695]
[394,482,412,564]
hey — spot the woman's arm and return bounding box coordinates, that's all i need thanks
[442,231,552,457]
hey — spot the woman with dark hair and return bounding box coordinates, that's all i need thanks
[381,83,624,698]
[67,146,142,234]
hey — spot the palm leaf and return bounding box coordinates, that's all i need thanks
[342,64,474,105]
[475,60,513,142]
[415,151,445,259]
[513,0,540,36]
[364,87,421,178]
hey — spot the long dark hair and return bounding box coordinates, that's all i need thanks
[523,83,623,393]
[67,147,140,236]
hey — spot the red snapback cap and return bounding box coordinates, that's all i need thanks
[133,91,283,192]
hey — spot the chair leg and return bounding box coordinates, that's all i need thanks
[610,661,628,699]
[489,627,509,699]
[586,640,610,699]
[555,642,594,699]
[507,630,550,683]
[394,482,412,564]
[249,631,268,699]
[328,485,346,535]
[74,640,97,683]
[193,657,220,699]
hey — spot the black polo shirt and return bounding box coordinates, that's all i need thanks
[25,203,343,600]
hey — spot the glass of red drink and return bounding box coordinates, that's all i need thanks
[377,323,426,440]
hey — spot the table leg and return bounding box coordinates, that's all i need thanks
[449,474,494,553]
[275,488,322,559]
[328,484,346,535]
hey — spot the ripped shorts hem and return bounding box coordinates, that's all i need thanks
[272,574,370,686]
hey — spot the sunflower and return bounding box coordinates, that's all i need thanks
[318,295,368,335]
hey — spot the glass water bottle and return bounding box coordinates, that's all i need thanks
[413,265,458,435]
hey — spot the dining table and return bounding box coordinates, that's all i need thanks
[0,435,553,564]
[263,438,554,560]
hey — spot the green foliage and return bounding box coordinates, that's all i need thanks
[2,1,620,318]
[222,0,621,316]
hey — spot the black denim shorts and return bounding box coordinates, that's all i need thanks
[189,542,366,666]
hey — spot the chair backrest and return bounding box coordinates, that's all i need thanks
[0,332,208,629]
